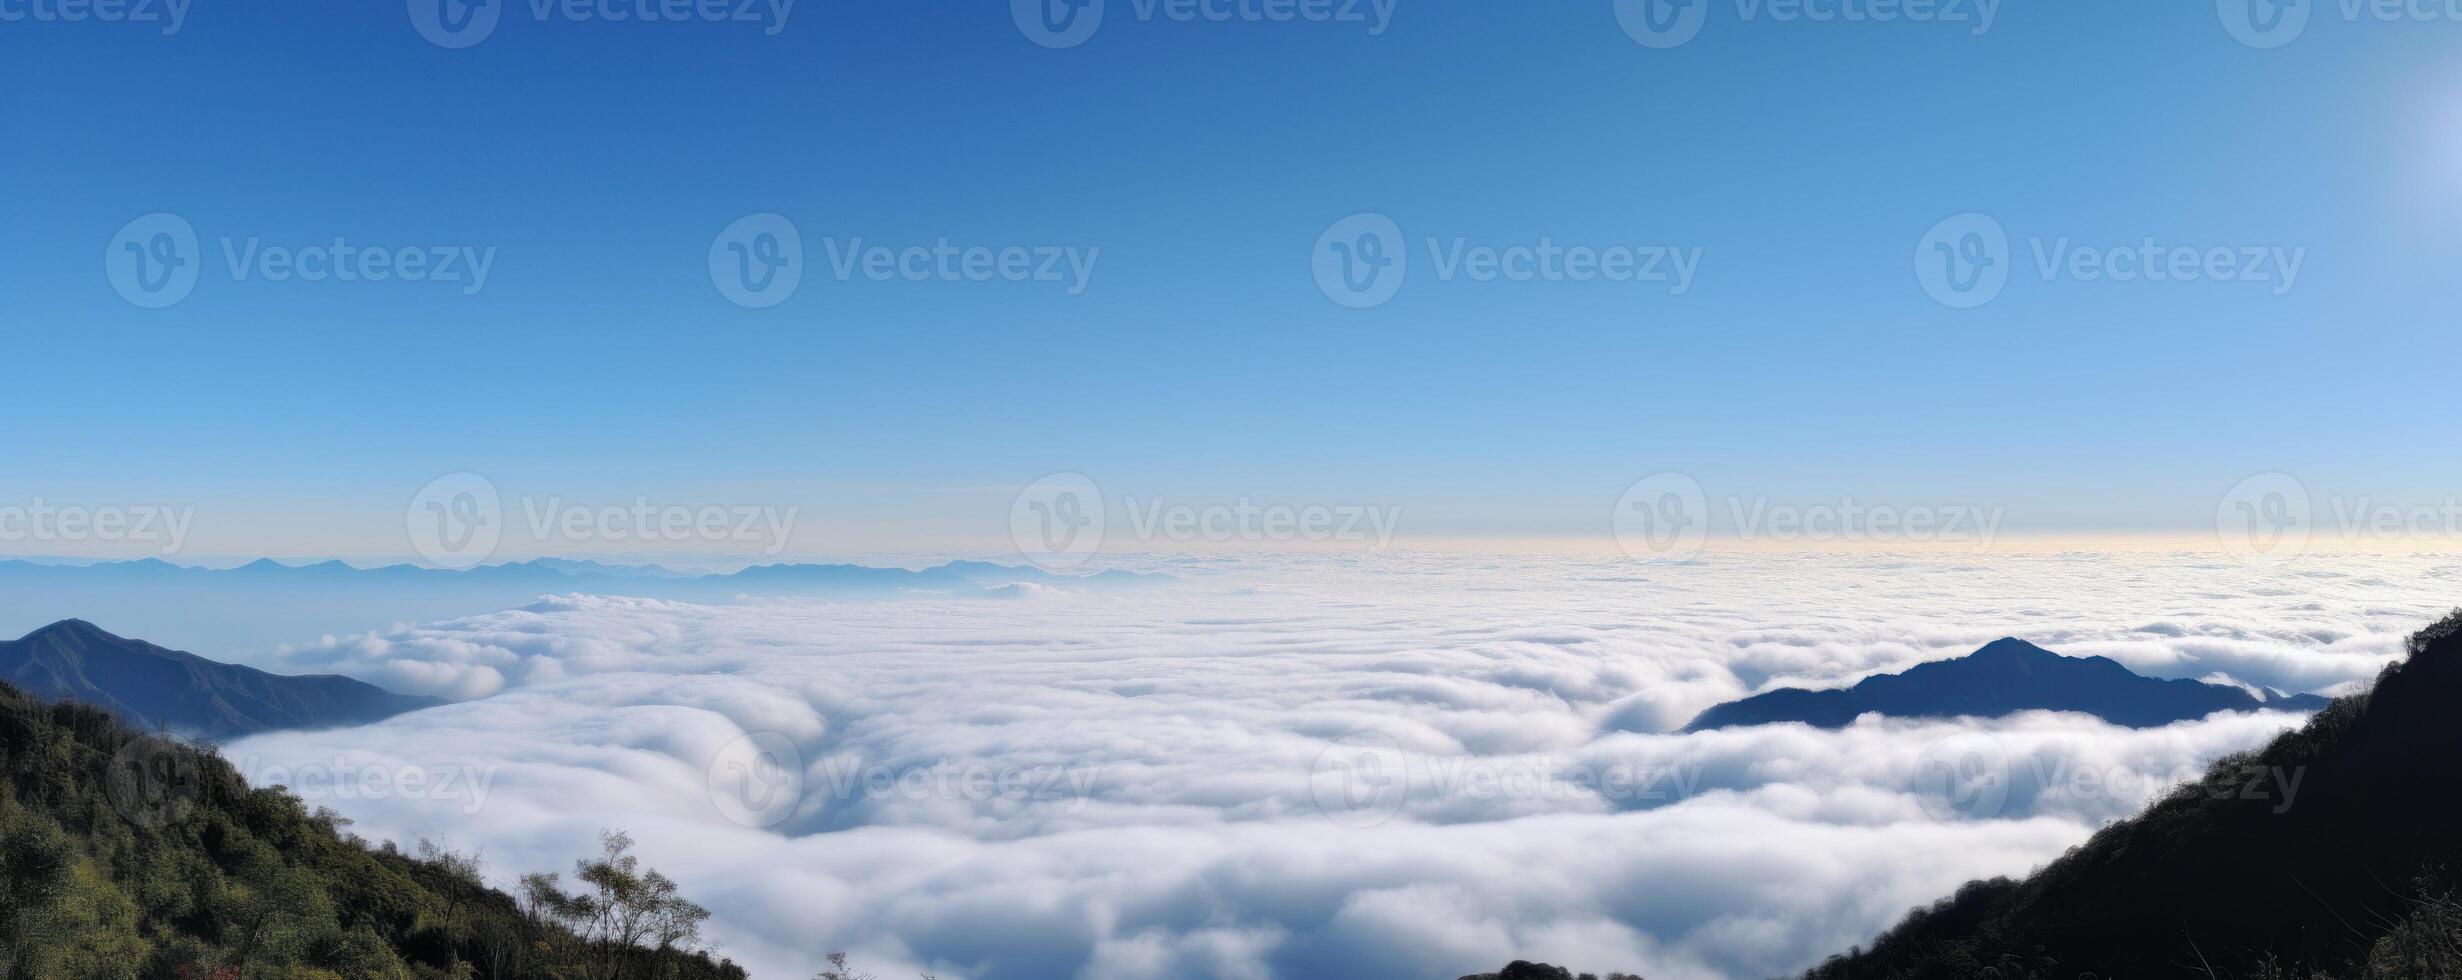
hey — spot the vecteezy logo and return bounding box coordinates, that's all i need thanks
[1914,212,2010,309]
[709,213,804,309]
[1915,732,2011,822]
[105,213,201,309]
[1613,472,1708,560]
[2217,472,2312,564]
[1009,472,1105,570]
[409,0,503,48]
[406,472,505,570]
[1312,212,1408,309]
[108,736,204,830]
[1013,0,1103,48]
[707,732,804,828]
[1614,0,1707,48]
[2218,0,2310,48]
[1310,732,1410,828]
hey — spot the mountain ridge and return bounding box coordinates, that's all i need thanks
[1682,637,2330,731]
[0,619,441,738]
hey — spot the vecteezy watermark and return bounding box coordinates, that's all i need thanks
[1724,498,2004,546]
[102,213,199,309]
[405,473,799,569]
[2217,0,2462,49]
[237,756,500,816]
[820,237,1100,294]
[1615,0,1998,48]
[704,732,1101,828]
[706,213,1101,309]
[1914,212,2307,309]
[1613,472,1710,560]
[1914,732,2306,822]
[1911,212,2007,311]
[1912,731,2011,821]
[1009,472,1403,570]
[105,213,498,308]
[1311,733,1411,827]
[406,473,504,571]
[1313,212,1702,309]
[1012,0,1396,49]
[709,213,803,309]
[1,0,190,33]
[812,759,1099,810]
[409,0,795,49]
[2216,472,2312,564]
[0,499,196,555]
[1614,473,2003,558]
[708,732,802,828]
[1123,497,1401,550]
[1010,473,1108,571]
[1310,735,1708,828]
[108,736,204,830]
[2217,471,2462,564]
[2216,0,2311,46]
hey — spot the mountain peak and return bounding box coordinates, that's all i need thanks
[1970,637,2056,660]
[1682,636,2312,731]
[21,618,116,644]
[0,620,440,737]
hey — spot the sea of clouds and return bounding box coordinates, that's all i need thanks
[227,551,2462,980]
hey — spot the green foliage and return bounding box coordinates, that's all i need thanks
[518,831,720,980]
[813,950,947,980]
[2363,882,2462,980]
[0,680,747,979]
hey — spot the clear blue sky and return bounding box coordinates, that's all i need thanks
[5,1,2459,557]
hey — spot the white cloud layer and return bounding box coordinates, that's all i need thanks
[228,552,2462,980]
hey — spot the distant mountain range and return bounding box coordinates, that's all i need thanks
[0,558,1166,658]
[0,556,1164,595]
[1683,637,2330,731]
[0,619,440,738]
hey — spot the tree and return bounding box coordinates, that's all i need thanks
[0,804,76,980]
[814,951,876,980]
[221,852,332,977]
[0,679,744,980]
[522,830,719,980]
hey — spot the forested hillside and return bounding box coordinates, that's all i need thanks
[0,677,747,979]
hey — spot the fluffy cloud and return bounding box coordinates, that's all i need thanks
[226,552,2462,979]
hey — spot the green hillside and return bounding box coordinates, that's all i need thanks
[0,677,747,979]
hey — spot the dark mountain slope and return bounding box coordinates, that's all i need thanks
[0,677,745,979]
[1805,610,2462,979]
[1684,637,2328,731]
[0,620,439,738]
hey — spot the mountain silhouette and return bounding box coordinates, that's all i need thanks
[1805,609,2462,978]
[1683,637,2329,731]
[0,619,440,738]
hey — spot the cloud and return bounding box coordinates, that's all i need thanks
[225,552,2462,979]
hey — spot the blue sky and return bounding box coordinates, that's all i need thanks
[4,0,2460,558]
